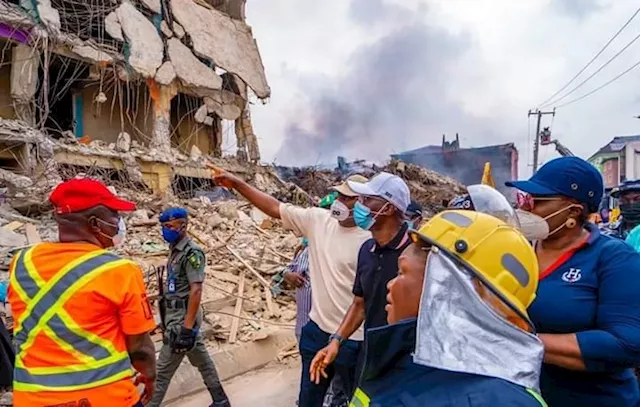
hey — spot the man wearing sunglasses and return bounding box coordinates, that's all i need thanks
[150,207,230,407]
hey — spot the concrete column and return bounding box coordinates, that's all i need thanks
[10,44,39,125]
[149,81,178,155]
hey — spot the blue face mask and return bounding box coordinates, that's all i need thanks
[301,237,309,247]
[406,220,415,229]
[353,202,376,230]
[162,227,181,244]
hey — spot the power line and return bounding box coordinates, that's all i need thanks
[556,58,640,109]
[537,6,640,108]
[541,30,640,108]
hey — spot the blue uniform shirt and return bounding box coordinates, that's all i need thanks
[353,319,546,407]
[529,223,640,406]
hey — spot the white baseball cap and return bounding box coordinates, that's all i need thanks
[348,172,411,212]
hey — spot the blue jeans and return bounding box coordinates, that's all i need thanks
[298,320,361,407]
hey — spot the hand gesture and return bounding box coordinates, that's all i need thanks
[283,272,306,289]
[208,164,240,189]
[309,340,340,384]
[134,373,156,405]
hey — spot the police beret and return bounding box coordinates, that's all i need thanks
[159,207,188,222]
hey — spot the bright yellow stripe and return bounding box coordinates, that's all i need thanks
[23,351,129,375]
[16,249,107,332]
[23,247,44,289]
[13,368,133,393]
[19,258,128,357]
[41,324,95,365]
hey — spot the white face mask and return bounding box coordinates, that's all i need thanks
[330,200,351,222]
[112,217,127,247]
[515,209,550,241]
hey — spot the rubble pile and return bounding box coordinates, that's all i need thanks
[275,159,466,216]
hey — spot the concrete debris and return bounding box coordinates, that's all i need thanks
[116,132,132,152]
[0,391,12,406]
[0,226,26,247]
[95,92,107,104]
[0,168,32,191]
[173,22,186,39]
[36,0,61,33]
[160,20,173,38]
[116,1,164,78]
[104,11,124,42]
[194,104,209,124]
[121,153,145,185]
[190,144,203,161]
[140,0,162,14]
[70,44,114,64]
[155,61,176,86]
[171,0,271,98]
[203,92,242,121]
[167,38,223,90]
[10,45,38,104]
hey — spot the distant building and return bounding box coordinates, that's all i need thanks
[588,135,640,189]
[391,135,518,196]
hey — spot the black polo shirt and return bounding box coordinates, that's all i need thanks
[353,222,411,331]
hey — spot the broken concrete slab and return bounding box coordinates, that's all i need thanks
[0,227,27,247]
[203,92,242,121]
[167,38,222,90]
[194,104,208,124]
[171,0,270,98]
[116,1,163,78]
[155,61,176,85]
[36,0,61,33]
[10,44,38,104]
[173,22,185,39]
[0,168,32,191]
[140,0,161,14]
[71,44,114,64]
[160,20,173,38]
[116,132,131,152]
[104,11,124,41]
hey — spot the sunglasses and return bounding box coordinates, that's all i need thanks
[516,192,563,211]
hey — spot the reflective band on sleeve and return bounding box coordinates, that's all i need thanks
[526,388,548,407]
[349,388,370,407]
[11,247,135,391]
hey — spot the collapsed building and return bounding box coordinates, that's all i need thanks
[0,0,269,197]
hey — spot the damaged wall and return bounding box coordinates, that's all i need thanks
[80,82,153,146]
[0,63,16,120]
[171,93,215,157]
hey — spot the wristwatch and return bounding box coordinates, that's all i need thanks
[329,333,344,346]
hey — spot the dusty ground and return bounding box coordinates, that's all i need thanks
[167,361,301,407]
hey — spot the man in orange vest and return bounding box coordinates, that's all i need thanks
[8,178,157,407]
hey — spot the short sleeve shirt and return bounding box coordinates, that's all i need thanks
[280,204,371,340]
[353,223,411,331]
[8,242,155,406]
[166,237,206,300]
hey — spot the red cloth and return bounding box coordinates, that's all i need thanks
[49,178,136,214]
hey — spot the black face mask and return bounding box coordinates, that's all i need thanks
[620,203,640,227]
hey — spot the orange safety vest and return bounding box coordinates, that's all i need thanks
[10,246,134,393]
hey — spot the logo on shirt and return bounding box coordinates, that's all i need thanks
[561,268,582,283]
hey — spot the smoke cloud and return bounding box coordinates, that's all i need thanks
[274,0,507,166]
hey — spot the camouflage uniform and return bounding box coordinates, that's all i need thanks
[149,237,229,407]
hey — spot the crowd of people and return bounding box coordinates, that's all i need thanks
[2,155,640,407]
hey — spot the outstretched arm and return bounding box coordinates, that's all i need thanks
[212,169,281,219]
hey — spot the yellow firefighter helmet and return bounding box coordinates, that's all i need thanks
[411,210,539,320]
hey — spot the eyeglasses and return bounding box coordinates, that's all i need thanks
[516,192,562,211]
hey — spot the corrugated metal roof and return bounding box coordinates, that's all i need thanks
[591,135,640,159]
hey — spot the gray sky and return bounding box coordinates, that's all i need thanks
[238,0,640,179]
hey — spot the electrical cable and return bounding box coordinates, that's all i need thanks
[537,6,640,108]
[556,58,640,109]
[540,30,640,108]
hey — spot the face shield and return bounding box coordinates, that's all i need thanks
[454,185,549,241]
[414,247,544,392]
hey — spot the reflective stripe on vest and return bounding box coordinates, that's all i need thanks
[526,388,548,407]
[10,246,134,392]
[349,388,370,407]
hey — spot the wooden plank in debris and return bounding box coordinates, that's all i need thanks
[3,221,23,231]
[25,224,41,244]
[226,246,270,287]
[264,285,277,317]
[229,271,245,344]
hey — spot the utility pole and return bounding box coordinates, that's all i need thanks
[528,108,555,173]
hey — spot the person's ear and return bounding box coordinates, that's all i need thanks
[87,216,100,232]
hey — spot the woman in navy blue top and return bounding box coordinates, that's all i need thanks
[507,156,640,406]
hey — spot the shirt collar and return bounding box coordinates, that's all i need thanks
[371,222,410,253]
[173,236,190,251]
[362,318,417,381]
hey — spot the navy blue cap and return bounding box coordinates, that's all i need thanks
[159,207,188,222]
[505,156,604,212]
[611,180,640,198]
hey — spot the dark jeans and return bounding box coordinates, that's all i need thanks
[298,320,361,407]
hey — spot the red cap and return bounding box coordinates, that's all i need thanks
[50,178,137,214]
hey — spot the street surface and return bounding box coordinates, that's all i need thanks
[167,362,300,407]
